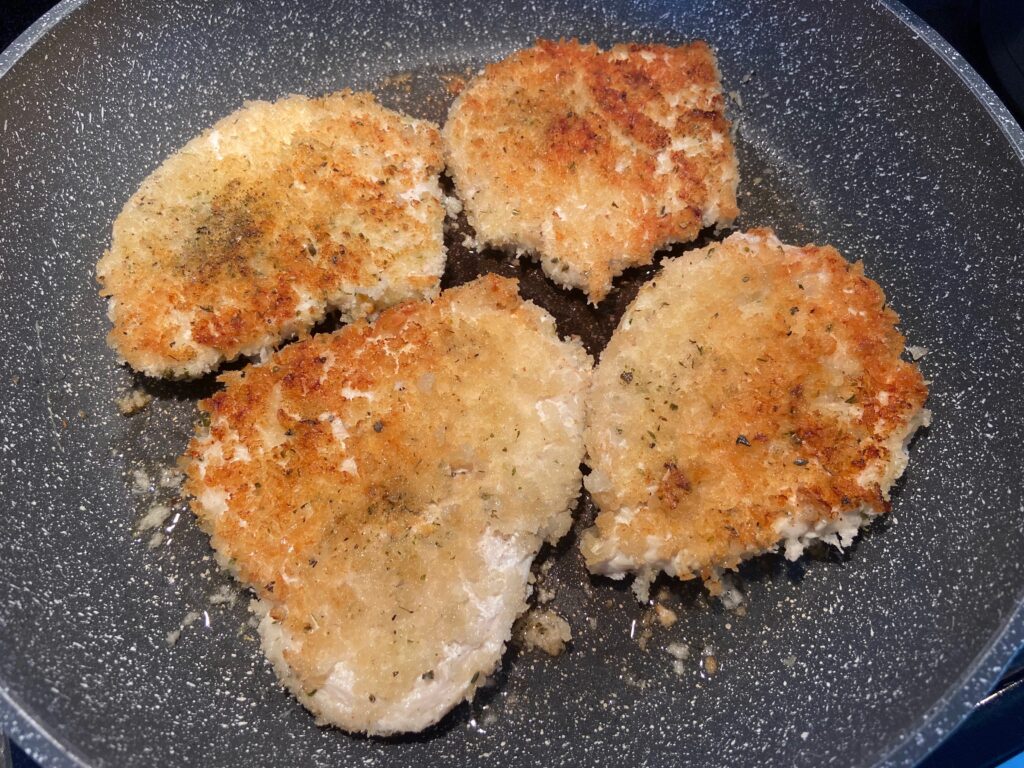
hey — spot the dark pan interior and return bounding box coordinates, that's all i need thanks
[1,1,1024,766]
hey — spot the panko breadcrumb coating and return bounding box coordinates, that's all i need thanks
[98,92,446,378]
[184,275,590,735]
[581,229,929,600]
[444,39,738,303]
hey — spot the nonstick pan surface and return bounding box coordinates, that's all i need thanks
[1,1,1023,766]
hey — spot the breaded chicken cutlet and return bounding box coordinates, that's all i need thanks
[581,230,930,600]
[443,39,739,303]
[183,275,591,735]
[97,92,446,378]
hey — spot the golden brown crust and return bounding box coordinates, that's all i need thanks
[97,92,446,378]
[444,40,739,302]
[581,230,929,586]
[183,275,590,734]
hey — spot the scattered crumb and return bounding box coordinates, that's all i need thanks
[741,70,754,84]
[717,573,746,611]
[587,616,598,630]
[631,570,654,603]
[77,409,87,419]
[702,649,719,676]
[782,654,797,668]
[514,608,571,656]
[116,388,152,415]
[800,731,809,741]
[158,466,184,490]
[634,607,658,649]
[136,503,171,533]
[655,603,678,628]
[536,586,556,605]
[131,468,151,495]
[666,642,690,661]
[667,642,690,676]
[461,233,477,249]
[728,90,743,108]
[166,610,203,646]
[444,194,463,218]
[147,531,165,549]
[209,584,238,606]
[908,345,929,360]
[636,625,654,650]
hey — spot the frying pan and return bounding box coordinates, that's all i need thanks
[2,1,1023,766]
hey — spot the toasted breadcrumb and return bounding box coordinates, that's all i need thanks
[582,229,930,595]
[183,275,590,735]
[116,388,152,415]
[655,604,678,628]
[514,609,572,657]
[444,39,738,303]
[98,92,446,378]
[135,503,171,533]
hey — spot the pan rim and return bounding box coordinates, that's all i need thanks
[0,1,1022,766]
[865,5,1024,766]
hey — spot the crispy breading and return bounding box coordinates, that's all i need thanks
[443,39,739,303]
[581,230,929,598]
[183,276,590,735]
[97,92,446,378]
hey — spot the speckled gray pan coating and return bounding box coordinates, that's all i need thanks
[1,1,1022,766]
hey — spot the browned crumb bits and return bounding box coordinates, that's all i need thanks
[514,608,572,656]
[116,388,152,415]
